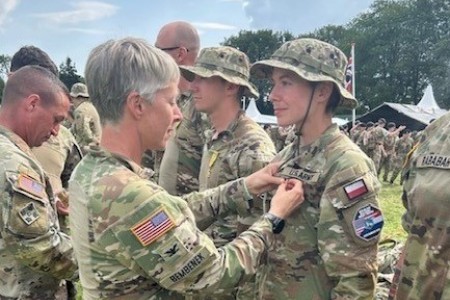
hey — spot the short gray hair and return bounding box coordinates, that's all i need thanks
[85,37,180,124]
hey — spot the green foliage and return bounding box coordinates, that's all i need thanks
[0,54,11,78]
[59,57,84,90]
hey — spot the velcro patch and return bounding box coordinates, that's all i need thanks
[131,208,175,247]
[19,202,40,225]
[343,179,368,201]
[18,174,44,198]
[352,204,383,241]
[416,154,450,169]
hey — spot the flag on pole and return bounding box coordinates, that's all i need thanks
[345,56,353,94]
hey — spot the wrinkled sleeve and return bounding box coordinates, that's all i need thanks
[1,170,77,280]
[98,181,273,295]
[182,178,253,230]
[318,156,381,300]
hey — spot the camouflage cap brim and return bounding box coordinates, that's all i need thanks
[70,92,89,98]
[180,65,260,99]
[251,59,357,109]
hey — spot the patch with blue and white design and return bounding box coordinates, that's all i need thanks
[352,204,383,241]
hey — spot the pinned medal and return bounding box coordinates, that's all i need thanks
[19,202,40,225]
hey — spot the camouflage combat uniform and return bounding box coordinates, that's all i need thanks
[158,92,210,195]
[32,125,82,233]
[266,125,382,299]
[389,134,414,184]
[0,126,77,299]
[251,38,383,299]
[69,146,275,300]
[378,132,398,182]
[71,100,102,153]
[372,126,388,170]
[389,111,450,299]
[199,111,275,247]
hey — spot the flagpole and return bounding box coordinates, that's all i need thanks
[351,42,356,126]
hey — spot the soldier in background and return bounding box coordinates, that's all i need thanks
[0,66,77,299]
[389,129,414,185]
[70,82,102,154]
[69,37,304,299]
[372,118,388,171]
[389,111,450,299]
[180,46,276,298]
[157,21,209,193]
[378,122,405,182]
[251,38,382,299]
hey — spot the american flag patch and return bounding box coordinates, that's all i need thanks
[343,179,368,201]
[18,174,44,197]
[131,208,175,247]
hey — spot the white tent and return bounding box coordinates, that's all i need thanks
[245,99,349,126]
[417,84,441,112]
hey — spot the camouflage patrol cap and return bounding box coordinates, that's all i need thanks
[70,82,89,98]
[251,38,357,109]
[179,46,259,99]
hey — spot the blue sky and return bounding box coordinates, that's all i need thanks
[0,0,375,76]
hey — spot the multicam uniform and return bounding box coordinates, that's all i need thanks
[389,111,450,299]
[71,100,102,154]
[0,126,77,299]
[32,126,82,232]
[378,133,398,181]
[372,126,388,169]
[389,134,414,184]
[69,146,275,300]
[199,111,275,246]
[159,92,210,195]
[265,124,382,300]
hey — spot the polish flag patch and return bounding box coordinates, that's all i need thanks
[343,179,368,201]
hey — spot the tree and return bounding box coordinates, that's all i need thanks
[0,54,11,78]
[59,57,84,90]
[221,29,295,115]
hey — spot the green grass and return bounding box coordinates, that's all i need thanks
[378,179,407,241]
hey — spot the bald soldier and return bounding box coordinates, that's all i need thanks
[69,37,304,299]
[0,66,77,299]
[157,21,210,195]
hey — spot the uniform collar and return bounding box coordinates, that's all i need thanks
[207,110,245,143]
[0,125,35,157]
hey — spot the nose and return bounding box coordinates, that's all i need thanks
[173,104,183,123]
[51,123,60,136]
[190,77,200,92]
[268,85,279,103]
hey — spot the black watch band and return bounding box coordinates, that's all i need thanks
[264,212,285,234]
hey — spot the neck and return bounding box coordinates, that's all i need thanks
[209,99,240,133]
[298,114,333,145]
[101,121,143,164]
[0,109,22,139]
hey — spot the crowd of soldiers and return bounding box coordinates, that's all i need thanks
[0,20,448,300]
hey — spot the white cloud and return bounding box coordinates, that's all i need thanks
[193,22,237,30]
[0,0,20,29]
[64,27,109,35]
[34,1,118,24]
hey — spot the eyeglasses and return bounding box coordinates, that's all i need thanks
[158,46,189,52]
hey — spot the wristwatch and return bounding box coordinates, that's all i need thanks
[264,212,285,234]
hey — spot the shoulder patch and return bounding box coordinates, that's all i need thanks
[343,178,368,201]
[131,208,176,247]
[18,174,45,198]
[352,204,383,241]
[19,202,40,225]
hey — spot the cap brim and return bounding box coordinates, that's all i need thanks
[251,60,358,109]
[180,66,259,99]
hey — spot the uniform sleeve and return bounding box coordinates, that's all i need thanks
[318,156,382,299]
[96,180,273,295]
[182,178,254,230]
[1,170,77,280]
[61,141,82,189]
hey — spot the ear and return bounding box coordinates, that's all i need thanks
[225,82,239,97]
[25,94,40,112]
[176,47,189,63]
[315,82,333,104]
[126,92,144,120]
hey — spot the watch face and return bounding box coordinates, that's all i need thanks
[266,213,285,234]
